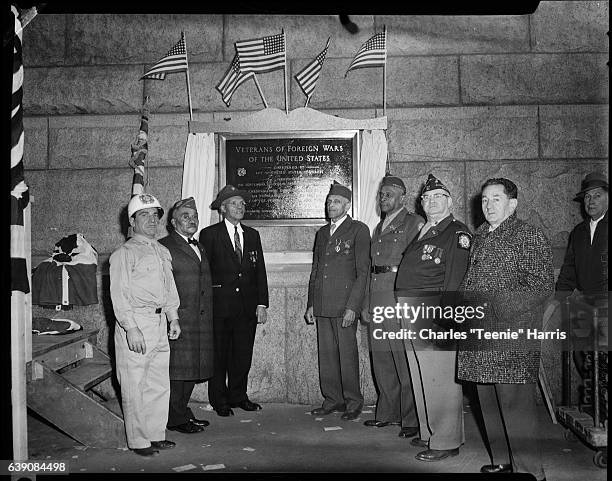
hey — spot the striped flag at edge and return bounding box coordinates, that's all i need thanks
[345,30,386,76]
[11,5,30,294]
[216,54,255,107]
[141,33,188,80]
[235,32,285,74]
[129,99,150,197]
[294,38,330,99]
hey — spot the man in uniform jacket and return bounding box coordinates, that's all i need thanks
[159,197,214,434]
[457,178,554,481]
[362,175,423,438]
[199,185,269,417]
[305,181,371,421]
[394,174,471,462]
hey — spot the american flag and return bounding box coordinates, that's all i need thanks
[141,33,188,80]
[235,32,285,74]
[216,53,255,107]
[11,5,30,294]
[345,30,386,76]
[295,38,330,99]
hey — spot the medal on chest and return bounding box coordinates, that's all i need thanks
[421,244,434,261]
[335,238,342,253]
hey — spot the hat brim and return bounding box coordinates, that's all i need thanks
[574,181,609,200]
[210,189,252,210]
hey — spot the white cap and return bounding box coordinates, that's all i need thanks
[128,193,164,218]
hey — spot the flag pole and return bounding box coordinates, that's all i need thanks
[282,29,288,114]
[304,95,310,108]
[182,31,194,121]
[252,75,269,108]
[383,25,387,118]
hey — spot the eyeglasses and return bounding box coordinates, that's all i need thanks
[421,193,449,202]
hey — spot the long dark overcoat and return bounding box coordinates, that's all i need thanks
[159,231,214,380]
[457,213,554,383]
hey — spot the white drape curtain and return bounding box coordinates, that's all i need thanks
[357,129,387,233]
[181,132,216,237]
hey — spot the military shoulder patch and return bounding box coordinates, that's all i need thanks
[457,231,471,250]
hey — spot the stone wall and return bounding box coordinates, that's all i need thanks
[24,3,609,405]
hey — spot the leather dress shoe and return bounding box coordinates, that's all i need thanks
[150,440,175,449]
[410,437,429,448]
[480,464,513,474]
[215,406,235,417]
[311,404,345,415]
[231,400,262,411]
[398,426,419,438]
[416,448,460,462]
[190,417,210,427]
[132,446,159,457]
[364,419,401,427]
[167,421,204,433]
[341,410,361,421]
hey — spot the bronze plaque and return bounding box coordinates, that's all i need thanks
[219,131,359,225]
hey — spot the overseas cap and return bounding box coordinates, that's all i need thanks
[172,196,197,212]
[381,175,406,194]
[328,181,352,201]
[421,174,450,196]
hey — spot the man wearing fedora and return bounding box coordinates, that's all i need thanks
[199,185,269,417]
[556,172,608,381]
[557,171,608,299]
[305,181,371,421]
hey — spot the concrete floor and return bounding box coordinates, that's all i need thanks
[27,400,606,479]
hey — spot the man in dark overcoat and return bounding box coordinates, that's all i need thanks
[159,197,214,434]
[199,185,269,417]
[362,175,423,438]
[394,174,471,462]
[305,181,371,421]
[457,178,554,481]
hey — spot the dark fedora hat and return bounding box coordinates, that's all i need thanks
[210,185,252,210]
[575,172,609,200]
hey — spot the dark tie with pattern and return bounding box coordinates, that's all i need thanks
[234,225,242,263]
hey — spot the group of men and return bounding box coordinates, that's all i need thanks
[304,171,606,481]
[108,168,607,480]
[110,185,268,457]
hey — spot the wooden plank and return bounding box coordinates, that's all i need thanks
[61,348,112,391]
[34,340,92,371]
[31,329,98,358]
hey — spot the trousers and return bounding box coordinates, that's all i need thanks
[114,313,170,449]
[316,316,363,412]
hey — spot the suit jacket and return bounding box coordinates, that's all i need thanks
[199,221,268,320]
[307,215,371,318]
[159,231,214,380]
[556,210,608,296]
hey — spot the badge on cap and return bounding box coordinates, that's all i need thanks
[457,232,471,250]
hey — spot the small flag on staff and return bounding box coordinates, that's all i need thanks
[295,37,330,100]
[11,5,30,294]
[216,54,255,107]
[141,33,188,80]
[235,32,285,74]
[345,30,386,76]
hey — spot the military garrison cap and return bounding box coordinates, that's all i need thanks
[328,181,352,201]
[422,174,450,196]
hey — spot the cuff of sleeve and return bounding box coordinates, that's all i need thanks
[117,318,137,331]
[166,309,178,320]
[257,304,267,308]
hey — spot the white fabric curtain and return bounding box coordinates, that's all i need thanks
[357,129,388,233]
[181,132,216,236]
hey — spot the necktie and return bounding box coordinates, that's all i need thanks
[187,237,198,245]
[330,223,337,236]
[234,225,242,263]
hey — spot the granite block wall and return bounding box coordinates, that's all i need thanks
[23,3,609,405]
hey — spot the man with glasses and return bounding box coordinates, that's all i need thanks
[394,174,471,462]
[362,175,423,438]
[199,185,269,417]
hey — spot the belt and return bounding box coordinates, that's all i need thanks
[371,265,398,274]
